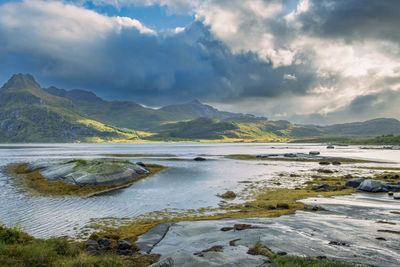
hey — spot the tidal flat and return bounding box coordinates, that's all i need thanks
[1,143,400,266]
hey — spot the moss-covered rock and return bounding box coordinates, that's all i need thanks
[7,159,167,197]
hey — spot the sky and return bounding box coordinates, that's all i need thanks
[0,0,399,125]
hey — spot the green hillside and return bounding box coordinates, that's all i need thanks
[0,74,140,142]
[1,73,400,143]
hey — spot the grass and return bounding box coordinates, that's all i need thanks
[84,172,357,246]
[0,224,158,267]
[248,241,354,267]
[7,163,167,198]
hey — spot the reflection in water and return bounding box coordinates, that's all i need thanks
[0,143,399,238]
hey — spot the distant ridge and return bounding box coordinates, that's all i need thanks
[160,99,260,120]
[1,73,400,142]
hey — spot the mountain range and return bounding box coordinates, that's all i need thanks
[1,73,400,143]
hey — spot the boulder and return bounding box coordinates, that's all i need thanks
[357,180,389,193]
[345,178,365,188]
[313,184,330,191]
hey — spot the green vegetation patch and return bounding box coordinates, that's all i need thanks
[0,224,159,267]
[248,241,353,267]
[66,159,132,173]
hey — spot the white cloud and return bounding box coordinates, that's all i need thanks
[283,74,297,81]
[196,0,296,67]
[0,0,154,57]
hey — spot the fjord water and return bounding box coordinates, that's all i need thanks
[0,143,399,238]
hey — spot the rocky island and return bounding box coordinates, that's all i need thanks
[7,159,166,197]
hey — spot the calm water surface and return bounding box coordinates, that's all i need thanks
[0,143,399,238]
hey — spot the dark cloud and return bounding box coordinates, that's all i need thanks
[299,0,400,43]
[0,15,315,106]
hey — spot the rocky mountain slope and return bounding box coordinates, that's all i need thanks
[1,73,400,142]
[0,74,139,142]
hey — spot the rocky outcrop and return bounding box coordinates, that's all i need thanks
[27,159,150,186]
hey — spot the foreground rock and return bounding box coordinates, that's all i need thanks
[140,194,400,267]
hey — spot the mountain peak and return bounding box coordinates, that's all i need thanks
[1,73,41,90]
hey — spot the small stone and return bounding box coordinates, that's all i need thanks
[345,174,353,179]
[268,205,276,210]
[117,240,131,250]
[394,195,400,200]
[86,246,99,255]
[345,178,365,188]
[86,240,98,248]
[97,238,114,250]
[319,162,330,165]
[311,205,320,211]
[193,157,206,161]
[316,256,327,259]
[332,161,341,165]
[136,162,146,167]
[312,184,330,191]
[277,251,287,256]
[219,191,236,199]
[234,224,252,230]
[229,239,241,246]
[388,192,394,196]
[392,174,400,179]
[116,250,133,256]
[220,227,234,232]
[329,241,350,247]
[276,203,289,209]
[376,237,387,241]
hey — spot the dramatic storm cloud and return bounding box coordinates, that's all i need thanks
[0,0,399,124]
